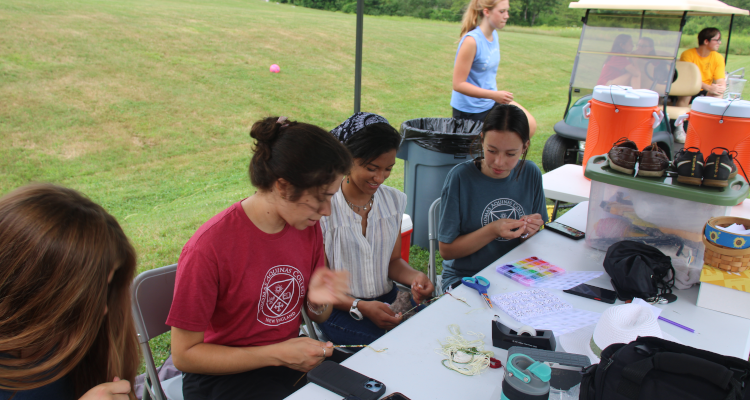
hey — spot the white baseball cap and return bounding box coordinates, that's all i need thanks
[559,303,678,364]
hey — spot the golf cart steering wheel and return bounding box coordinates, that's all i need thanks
[645,60,671,91]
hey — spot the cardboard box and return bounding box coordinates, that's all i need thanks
[696,265,750,319]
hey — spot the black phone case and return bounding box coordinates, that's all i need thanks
[307,361,386,400]
[545,222,585,240]
[563,285,617,304]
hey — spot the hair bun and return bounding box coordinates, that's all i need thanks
[250,116,284,145]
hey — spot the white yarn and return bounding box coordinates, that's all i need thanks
[436,324,494,376]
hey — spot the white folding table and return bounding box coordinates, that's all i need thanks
[286,202,750,400]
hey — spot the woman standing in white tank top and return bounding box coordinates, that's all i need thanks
[451,0,537,136]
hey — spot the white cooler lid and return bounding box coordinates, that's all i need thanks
[592,85,660,107]
[691,97,750,118]
[401,214,413,233]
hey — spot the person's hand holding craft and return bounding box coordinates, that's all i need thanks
[490,218,526,240]
[410,272,435,304]
[359,301,402,329]
[308,268,350,306]
[79,377,131,400]
[520,213,544,239]
[493,90,514,104]
[274,337,334,372]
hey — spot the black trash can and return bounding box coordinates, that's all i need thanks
[397,118,483,249]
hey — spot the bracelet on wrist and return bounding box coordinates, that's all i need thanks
[307,300,328,316]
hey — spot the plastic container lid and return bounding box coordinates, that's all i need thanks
[401,214,413,233]
[690,97,750,119]
[584,154,749,206]
[592,85,660,107]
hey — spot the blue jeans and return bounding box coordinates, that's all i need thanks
[319,286,399,349]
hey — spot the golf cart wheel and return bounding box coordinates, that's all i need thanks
[542,134,579,172]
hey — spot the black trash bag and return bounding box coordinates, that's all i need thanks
[603,241,675,301]
[400,118,483,155]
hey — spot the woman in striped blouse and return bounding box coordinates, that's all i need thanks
[319,113,435,347]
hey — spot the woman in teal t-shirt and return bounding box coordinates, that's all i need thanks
[438,104,547,290]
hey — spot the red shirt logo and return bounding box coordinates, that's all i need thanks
[258,265,305,326]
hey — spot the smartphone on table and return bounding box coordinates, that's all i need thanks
[545,221,585,240]
[563,283,617,304]
[307,361,386,400]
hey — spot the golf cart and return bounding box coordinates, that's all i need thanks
[542,0,749,173]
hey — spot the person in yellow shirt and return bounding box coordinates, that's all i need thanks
[673,28,726,142]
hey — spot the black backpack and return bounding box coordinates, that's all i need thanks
[580,336,750,400]
[603,241,675,301]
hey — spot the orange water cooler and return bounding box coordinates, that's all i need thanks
[582,86,663,173]
[676,97,750,181]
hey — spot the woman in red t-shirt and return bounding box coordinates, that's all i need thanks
[168,116,354,400]
[597,34,641,88]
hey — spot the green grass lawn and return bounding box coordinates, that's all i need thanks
[3,0,750,373]
[0,0,582,273]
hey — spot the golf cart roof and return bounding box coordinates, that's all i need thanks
[569,0,749,16]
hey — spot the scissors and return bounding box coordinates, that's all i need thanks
[461,276,493,309]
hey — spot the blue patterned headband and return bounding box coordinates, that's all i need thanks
[330,112,390,143]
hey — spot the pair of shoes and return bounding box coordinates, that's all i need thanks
[608,138,669,177]
[673,147,738,187]
[673,122,686,144]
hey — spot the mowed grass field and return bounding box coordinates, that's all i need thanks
[3,0,750,370]
[1,0,575,272]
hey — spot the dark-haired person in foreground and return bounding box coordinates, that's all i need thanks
[318,113,434,347]
[167,116,354,400]
[438,104,547,291]
[0,184,140,400]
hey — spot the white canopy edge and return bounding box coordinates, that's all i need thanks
[569,0,749,16]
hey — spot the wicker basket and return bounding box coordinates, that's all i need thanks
[703,216,750,272]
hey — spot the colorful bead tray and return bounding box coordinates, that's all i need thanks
[495,256,566,287]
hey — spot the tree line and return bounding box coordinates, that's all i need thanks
[280,0,748,32]
[279,0,584,27]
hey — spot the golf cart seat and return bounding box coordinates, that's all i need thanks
[665,61,702,119]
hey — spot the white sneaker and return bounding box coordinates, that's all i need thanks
[673,123,686,143]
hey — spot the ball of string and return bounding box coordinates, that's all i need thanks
[435,324,494,376]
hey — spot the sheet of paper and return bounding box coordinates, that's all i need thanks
[491,289,601,336]
[717,223,750,235]
[519,308,601,336]
[491,289,572,320]
[533,271,605,290]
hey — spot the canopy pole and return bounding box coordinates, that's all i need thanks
[639,10,645,38]
[725,14,734,65]
[354,0,363,113]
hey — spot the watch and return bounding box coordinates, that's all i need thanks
[349,299,363,321]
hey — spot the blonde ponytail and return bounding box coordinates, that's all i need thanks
[459,0,504,38]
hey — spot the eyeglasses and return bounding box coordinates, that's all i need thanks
[711,38,722,43]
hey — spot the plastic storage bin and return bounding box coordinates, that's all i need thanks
[584,154,749,288]
[581,86,663,172]
[676,98,750,181]
[397,118,483,248]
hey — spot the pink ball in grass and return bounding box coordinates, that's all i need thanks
[269,64,280,73]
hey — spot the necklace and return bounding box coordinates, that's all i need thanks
[344,195,374,212]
